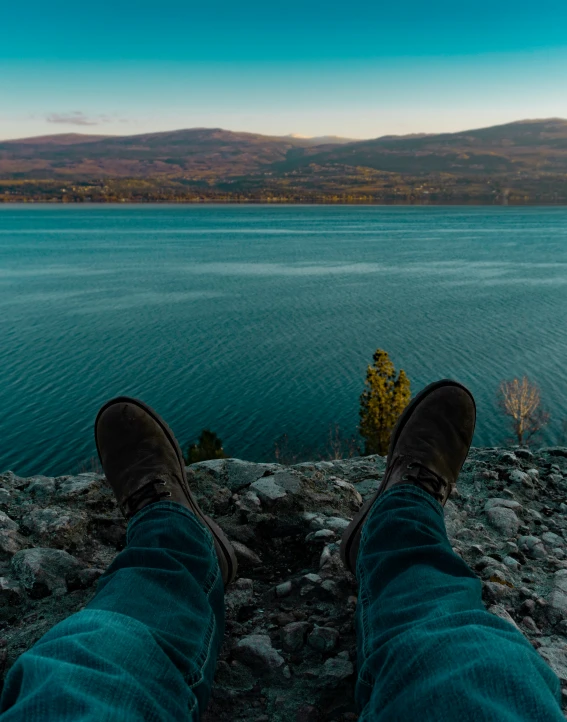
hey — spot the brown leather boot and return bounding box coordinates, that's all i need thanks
[95,396,238,587]
[340,379,476,575]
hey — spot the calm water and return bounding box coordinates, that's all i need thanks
[1,204,567,477]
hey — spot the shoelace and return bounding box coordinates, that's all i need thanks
[401,462,446,504]
[122,480,172,517]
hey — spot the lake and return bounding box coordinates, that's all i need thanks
[1,204,566,477]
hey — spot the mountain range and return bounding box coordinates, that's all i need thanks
[2,119,567,203]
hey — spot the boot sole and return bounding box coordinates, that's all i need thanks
[95,396,238,586]
[339,378,476,574]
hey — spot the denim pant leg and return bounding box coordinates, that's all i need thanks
[356,484,564,722]
[0,501,224,722]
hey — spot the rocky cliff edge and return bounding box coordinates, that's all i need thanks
[1,447,567,720]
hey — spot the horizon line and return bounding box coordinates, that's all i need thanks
[2,116,567,145]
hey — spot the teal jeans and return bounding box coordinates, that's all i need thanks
[355,484,564,721]
[0,488,564,721]
[0,502,224,721]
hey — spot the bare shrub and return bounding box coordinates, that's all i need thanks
[498,376,550,446]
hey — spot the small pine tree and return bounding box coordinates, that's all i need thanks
[185,429,227,464]
[359,349,411,456]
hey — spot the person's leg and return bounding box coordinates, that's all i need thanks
[0,500,224,721]
[355,484,564,721]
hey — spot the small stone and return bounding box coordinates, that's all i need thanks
[498,452,518,465]
[508,469,531,486]
[485,507,520,538]
[487,604,520,631]
[232,541,262,566]
[309,518,326,531]
[522,616,540,633]
[275,581,293,598]
[515,449,534,461]
[281,622,309,651]
[233,634,285,673]
[320,656,354,686]
[306,529,335,542]
[302,573,322,585]
[0,530,26,557]
[0,512,18,533]
[307,626,339,652]
[0,490,11,505]
[542,532,564,548]
[250,477,287,505]
[484,498,522,512]
[547,569,567,622]
[517,536,547,560]
[0,577,24,606]
[502,556,520,569]
[324,517,350,533]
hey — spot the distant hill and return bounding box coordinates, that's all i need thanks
[1,120,567,180]
[2,120,567,203]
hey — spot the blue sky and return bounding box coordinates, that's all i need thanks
[1,0,566,140]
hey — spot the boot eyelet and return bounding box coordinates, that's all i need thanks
[166,491,172,497]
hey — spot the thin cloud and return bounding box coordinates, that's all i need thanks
[46,111,111,126]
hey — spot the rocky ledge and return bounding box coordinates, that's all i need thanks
[1,448,567,720]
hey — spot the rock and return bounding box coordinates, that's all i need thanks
[250,478,287,505]
[547,570,567,622]
[323,517,350,533]
[502,556,520,569]
[320,656,354,686]
[0,530,26,557]
[483,581,514,602]
[307,626,339,652]
[25,477,56,498]
[281,622,309,652]
[269,471,302,494]
[225,460,280,491]
[57,475,101,499]
[233,634,285,673]
[542,532,565,548]
[485,507,520,537]
[538,639,567,683]
[0,513,18,533]
[0,489,11,504]
[11,548,84,598]
[546,448,567,459]
[21,507,88,547]
[0,578,24,607]
[275,581,293,598]
[487,604,520,631]
[517,536,547,560]
[190,458,227,481]
[225,578,254,615]
[515,449,534,461]
[498,452,518,465]
[508,469,531,486]
[232,541,262,566]
[306,530,335,542]
[352,478,379,499]
[484,498,522,512]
